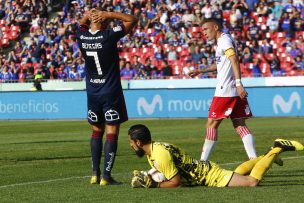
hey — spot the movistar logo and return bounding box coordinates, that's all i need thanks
[137,94,163,115]
[273,92,301,114]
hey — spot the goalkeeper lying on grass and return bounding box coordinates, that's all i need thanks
[128,124,304,188]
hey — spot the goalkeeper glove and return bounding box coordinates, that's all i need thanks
[131,170,159,188]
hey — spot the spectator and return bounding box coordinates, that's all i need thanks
[68,65,81,81]
[181,8,195,28]
[271,1,284,19]
[279,12,294,36]
[201,2,212,19]
[256,1,268,17]
[252,58,262,77]
[120,61,136,80]
[154,46,166,61]
[182,60,194,76]
[289,43,303,58]
[0,65,13,82]
[267,14,280,32]
[262,52,282,76]
[198,57,209,78]
[293,55,304,71]
[259,39,273,54]
[246,19,262,40]
[167,45,179,62]
[242,46,253,64]
[57,65,68,80]
[212,4,223,24]
[142,58,156,79]
[161,60,173,78]
[191,46,203,65]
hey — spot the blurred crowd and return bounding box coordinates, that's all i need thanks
[0,0,303,83]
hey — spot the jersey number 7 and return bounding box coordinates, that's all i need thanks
[86,51,102,75]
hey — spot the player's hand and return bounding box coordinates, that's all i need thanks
[131,170,158,188]
[188,69,200,78]
[237,86,248,100]
[90,9,107,23]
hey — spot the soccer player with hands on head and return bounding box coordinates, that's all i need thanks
[188,18,256,162]
[76,8,138,186]
[129,124,304,188]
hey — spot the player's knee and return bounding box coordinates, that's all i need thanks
[106,133,118,142]
[92,130,103,139]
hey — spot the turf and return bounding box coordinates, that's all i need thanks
[0,118,304,203]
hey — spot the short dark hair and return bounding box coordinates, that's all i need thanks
[202,18,222,29]
[128,124,152,144]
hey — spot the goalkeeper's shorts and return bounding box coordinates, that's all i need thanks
[204,162,234,187]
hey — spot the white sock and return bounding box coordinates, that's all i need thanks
[242,134,257,159]
[200,139,217,161]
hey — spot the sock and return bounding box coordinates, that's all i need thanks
[90,131,103,176]
[200,128,218,161]
[103,133,118,179]
[234,156,263,175]
[249,147,282,181]
[236,126,257,159]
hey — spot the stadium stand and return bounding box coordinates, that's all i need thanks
[0,0,303,83]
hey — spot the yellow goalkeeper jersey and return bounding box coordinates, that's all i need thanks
[147,142,233,187]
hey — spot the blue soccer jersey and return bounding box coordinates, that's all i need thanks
[76,24,128,125]
[76,24,125,95]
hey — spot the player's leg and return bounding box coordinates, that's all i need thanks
[230,97,257,159]
[100,91,128,185]
[87,95,105,184]
[227,172,259,187]
[249,147,282,181]
[232,118,257,159]
[90,123,105,184]
[200,118,222,161]
[234,156,263,175]
[100,124,121,185]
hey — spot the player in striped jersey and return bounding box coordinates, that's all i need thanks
[128,124,304,188]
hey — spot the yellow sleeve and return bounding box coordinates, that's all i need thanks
[153,147,179,180]
[224,48,236,58]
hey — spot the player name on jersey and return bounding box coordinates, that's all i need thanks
[90,78,106,84]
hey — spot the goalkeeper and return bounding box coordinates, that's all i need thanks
[128,124,304,188]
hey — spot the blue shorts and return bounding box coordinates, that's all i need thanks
[87,91,128,125]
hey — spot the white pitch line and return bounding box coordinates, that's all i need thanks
[0,176,90,189]
[1,156,303,189]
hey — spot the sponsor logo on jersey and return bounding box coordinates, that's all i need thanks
[90,78,106,84]
[137,94,163,115]
[273,92,301,114]
[105,109,120,121]
[113,26,122,32]
[80,35,103,40]
[82,43,102,49]
[88,110,98,122]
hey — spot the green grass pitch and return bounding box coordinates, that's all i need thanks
[0,118,304,202]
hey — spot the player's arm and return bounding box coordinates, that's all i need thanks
[79,11,91,27]
[226,48,248,99]
[159,173,181,188]
[188,63,217,78]
[99,11,138,34]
